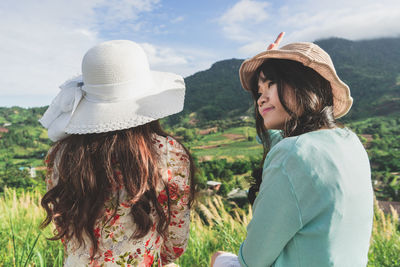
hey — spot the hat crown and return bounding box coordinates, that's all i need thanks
[82,40,151,86]
[280,42,335,72]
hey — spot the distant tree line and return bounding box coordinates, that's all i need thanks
[195,157,262,196]
[349,115,400,201]
[0,163,46,195]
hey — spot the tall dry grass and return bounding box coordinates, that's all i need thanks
[0,187,64,266]
[368,198,400,267]
[176,196,251,266]
[1,188,399,266]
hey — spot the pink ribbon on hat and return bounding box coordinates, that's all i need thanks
[39,75,84,141]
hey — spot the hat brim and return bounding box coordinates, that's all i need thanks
[239,46,353,118]
[65,71,185,134]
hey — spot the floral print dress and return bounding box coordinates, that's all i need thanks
[47,135,191,267]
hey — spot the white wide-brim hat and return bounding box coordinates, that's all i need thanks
[39,40,185,141]
[239,42,353,118]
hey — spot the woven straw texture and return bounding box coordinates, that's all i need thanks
[239,42,352,118]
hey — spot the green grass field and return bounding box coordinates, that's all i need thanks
[188,126,262,161]
[1,188,399,267]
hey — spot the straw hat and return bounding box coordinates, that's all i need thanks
[239,42,352,118]
[40,40,185,141]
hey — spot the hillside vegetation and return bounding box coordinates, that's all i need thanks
[0,36,399,267]
[1,37,399,199]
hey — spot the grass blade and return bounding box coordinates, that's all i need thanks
[23,231,41,267]
[8,214,18,267]
[19,222,34,266]
[56,248,64,266]
[36,250,44,267]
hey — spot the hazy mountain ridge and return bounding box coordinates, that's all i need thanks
[316,37,400,119]
[166,37,400,125]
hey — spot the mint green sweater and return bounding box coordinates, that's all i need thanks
[239,128,373,267]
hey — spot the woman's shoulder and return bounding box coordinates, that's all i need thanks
[153,134,189,161]
[262,128,359,195]
[274,127,355,149]
[265,128,358,168]
[292,127,361,158]
[263,134,299,169]
[153,135,191,190]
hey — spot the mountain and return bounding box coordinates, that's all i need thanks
[316,37,400,119]
[164,59,252,126]
[184,59,251,119]
[166,37,400,125]
[1,37,399,200]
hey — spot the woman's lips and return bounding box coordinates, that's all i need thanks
[261,107,274,115]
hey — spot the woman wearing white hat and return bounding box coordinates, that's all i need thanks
[211,33,373,266]
[39,40,194,266]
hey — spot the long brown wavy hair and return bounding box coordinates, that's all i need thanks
[247,59,338,204]
[40,120,195,258]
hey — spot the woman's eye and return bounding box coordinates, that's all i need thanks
[268,81,275,88]
[259,76,267,83]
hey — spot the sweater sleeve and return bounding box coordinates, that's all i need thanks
[238,163,303,267]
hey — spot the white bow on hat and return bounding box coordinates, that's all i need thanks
[39,75,84,141]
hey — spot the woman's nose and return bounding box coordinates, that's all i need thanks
[257,92,267,107]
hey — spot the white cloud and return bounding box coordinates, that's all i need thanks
[93,0,160,30]
[283,0,400,42]
[0,0,100,100]
[221,0,400,57]
[141,43,188,66]
[141,43,217,78]
[0,0,164,107]
[238,41,269,55]
[171,16,184,23]
[219,0,271,41]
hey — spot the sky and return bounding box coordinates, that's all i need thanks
[1,0,399,107]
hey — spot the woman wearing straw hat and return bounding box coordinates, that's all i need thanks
[39,40,194,267]
[211,33,373,267]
